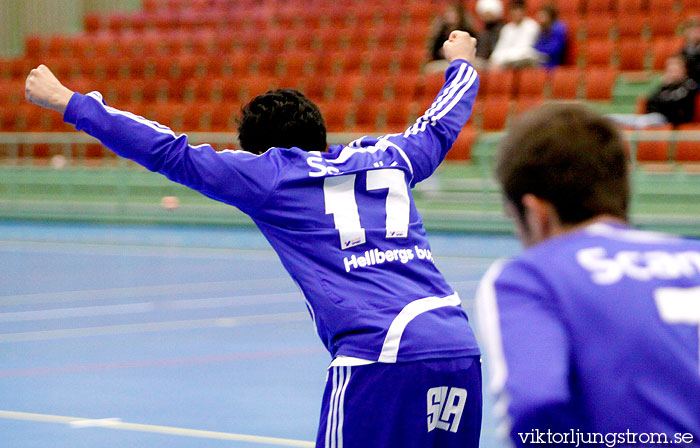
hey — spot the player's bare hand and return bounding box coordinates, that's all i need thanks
[25,65,74,114]
[443,30,477,65]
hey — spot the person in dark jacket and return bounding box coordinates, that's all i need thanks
[681,16,700,83]
[425,2,477,72]
[608,56,698,128]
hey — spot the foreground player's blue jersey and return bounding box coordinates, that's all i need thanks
[477,222,700,445]
[63,60,481,363]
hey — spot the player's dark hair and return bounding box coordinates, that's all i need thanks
[511,0,526,10]
[237,88,327,154]
[495,103,629,225]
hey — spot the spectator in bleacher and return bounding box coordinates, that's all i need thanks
[473,0,505,69]
[425,1,477,72]
[489,0,540,69]
[533,3,567,69]
[681,16,700,83]
[607,55,698,128]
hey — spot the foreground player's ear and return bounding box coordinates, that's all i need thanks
[522,194,561,245]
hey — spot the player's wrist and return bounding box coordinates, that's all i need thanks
[51,86,74,114]
[448,55,471,64]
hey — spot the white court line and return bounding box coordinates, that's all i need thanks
[0,292,302,323]
[0,277,292,307]
[0,239,280,260]
[0,239,501,263]
[0,410,315,447]
[0,311,310,343]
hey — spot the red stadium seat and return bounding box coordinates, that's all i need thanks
[352,101,383,132]
[584,68,618,100]
[585,0,614,13]
[550,67,582,99]
[244,76,279,99]
[84,12,102,33]
[339,28,370,51]
[181,103,209,131]
[681,0,700,9]
[25,36,43,57]
[618,39,649,71]
[326,75,363,101]
[481,69,515,98]
[209,103,237,131]
[417,72,448,107]
[558,0,584,17]
[360,74,391,101]
[514,68,547,99]
[289,30,314,52]
[514,97,545,117]
[281,52,313,78]
[216,53,254,77]
[301,77,328,103]
[617,14,648,39]
[389,73,420,101]
[337,50,365,74]
[399,51,424,74]
[584,15,615,39]
[649,14,683,39]
[445,126,477,161]
[674,136,700,162]
[651,37,684,70]
[526,0,548,15]
[385,101,414,132]
[152,103,185,130]
[648,0,675,11]
[480,99,510,131]
[366,51,397,75]
[319,101,352,132]
[47,35,71,57]
[617,0,645,13]
[255,52,279,76]
[584,39,614,67]
[634,132,672,162]
[0,59,32,81]
[0,80,25,106]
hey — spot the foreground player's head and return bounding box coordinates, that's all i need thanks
[495,103,629,247]
[237,88,327,155]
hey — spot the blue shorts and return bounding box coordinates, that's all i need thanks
[316,356,482,448]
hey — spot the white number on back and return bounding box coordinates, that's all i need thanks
[324,169,410,249]
[655,286,700,374]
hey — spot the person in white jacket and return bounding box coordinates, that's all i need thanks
[489,0,540,69]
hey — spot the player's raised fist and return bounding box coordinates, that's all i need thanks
[442,30,477,65]
[25,65,74,114]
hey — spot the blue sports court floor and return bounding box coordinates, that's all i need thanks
[0,221,520,447]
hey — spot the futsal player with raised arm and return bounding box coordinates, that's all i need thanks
[476,104,700,447]
[26,31,482,447]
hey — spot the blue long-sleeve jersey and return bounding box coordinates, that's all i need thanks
[63,59,481,363]
[477,221,700,446]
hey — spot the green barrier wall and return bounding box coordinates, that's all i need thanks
[1,131,700,236]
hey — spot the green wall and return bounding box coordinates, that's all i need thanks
[0,0,141,57]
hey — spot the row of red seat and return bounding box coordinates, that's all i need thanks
[140,0,699,15]
[24,28,431,60]
[0,64,625,110]
[3,51,426,82]
[81,9,695,42]
[2,36,683,89]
